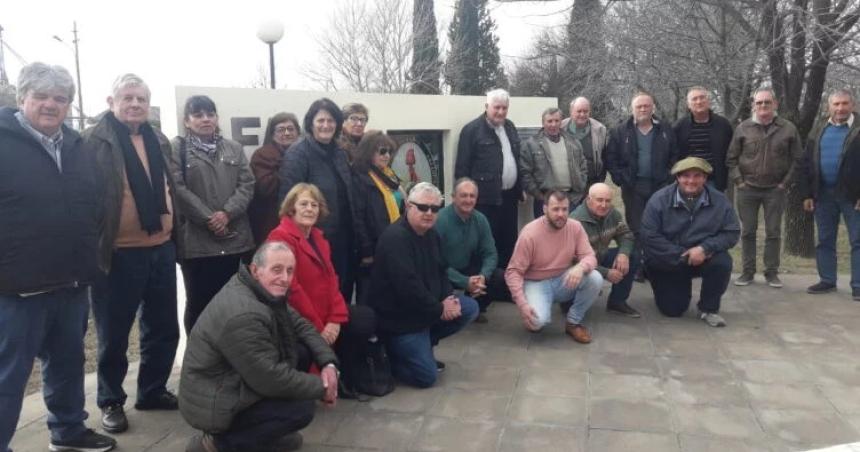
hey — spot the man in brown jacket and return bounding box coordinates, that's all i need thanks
[726,87,804,288]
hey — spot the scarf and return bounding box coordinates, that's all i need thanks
[105,112,168,234]
[187,133,221,157]
[368,166,401,223]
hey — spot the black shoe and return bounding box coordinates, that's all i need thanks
[607,302,641,318]
[50,428,116,452]
[435,360,446,372]
[273,432,303,452]
[100,404,128,434]
[853,288,860,301]
[807,281,837,294]
[135,391,178,410]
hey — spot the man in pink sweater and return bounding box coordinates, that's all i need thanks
[505,191,603,343]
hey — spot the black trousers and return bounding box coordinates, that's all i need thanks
[476,188,520,269]
[335,305,376,387]
[181,254,242,334]
[646,251,733,316]
[458,266,511,310]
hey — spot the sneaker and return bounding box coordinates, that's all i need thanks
[474,312,489,324]
[435,360,446,372]
[564,322,592,344]
[185,433,218,452]
[606,302,641,318]
[100,404,128,434]
[765,274,783,288]
[50,429,116,452]
[135,390,178,410]
[734,273,754,286]
[699,311,727,327]
[273,432,303,452]
[807,281,836,294]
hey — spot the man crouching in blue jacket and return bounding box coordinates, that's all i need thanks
[640,157,740,327]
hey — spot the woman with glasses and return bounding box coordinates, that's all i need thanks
[267,183,376,398]
[170,95,255,333]
[338,103,369,163]
[352,131,406,304]
[249,112,301,246]
[279,98,360,303]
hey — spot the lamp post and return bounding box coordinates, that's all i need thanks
[53,21,84,129]
[256,20,284,89]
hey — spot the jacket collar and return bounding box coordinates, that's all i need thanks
[828,113,856,128]
[275,216,326,266]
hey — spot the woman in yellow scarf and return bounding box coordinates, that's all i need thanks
[352,131,406,304]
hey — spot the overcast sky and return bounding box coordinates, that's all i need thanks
[2,0,568,133]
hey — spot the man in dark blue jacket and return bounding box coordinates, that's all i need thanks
[0,63,116,452]
[640,157,740,327]
[604,92,679,280]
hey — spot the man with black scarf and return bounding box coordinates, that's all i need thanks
[83,74,180,434]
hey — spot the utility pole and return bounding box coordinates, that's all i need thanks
[71,22,84,130]
[54,22,85,129]
[0,24,9,86]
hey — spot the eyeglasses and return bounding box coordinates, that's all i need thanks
[378,147,391,156]
[347,115,368,124]
[274,126,296,135]
[410,202,442,213]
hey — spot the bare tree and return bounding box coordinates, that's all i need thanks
[304,0,418,93]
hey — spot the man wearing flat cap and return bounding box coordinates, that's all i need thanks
[639,157,740,327]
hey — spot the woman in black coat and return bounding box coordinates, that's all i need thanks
[352,131,405,304]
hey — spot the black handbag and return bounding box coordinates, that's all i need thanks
[350,339,396,397]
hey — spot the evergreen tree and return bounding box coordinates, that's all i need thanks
[445,0,506,95]
[409,0,441,94]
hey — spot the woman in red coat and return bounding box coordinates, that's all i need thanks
[267,182,375,396]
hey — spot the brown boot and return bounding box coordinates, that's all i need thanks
[565,322,592,344]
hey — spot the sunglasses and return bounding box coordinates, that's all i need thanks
[378,147,391,156]
[411,202,443,213]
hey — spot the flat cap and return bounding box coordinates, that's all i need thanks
[671,157,713,175]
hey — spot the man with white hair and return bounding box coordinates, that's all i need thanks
[1,63,116,452]
[562,96,609,187]
[83,74,180,434]
[455,88,523,269]
[369,182,479,388]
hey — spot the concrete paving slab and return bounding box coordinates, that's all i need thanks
[11,274,860,451]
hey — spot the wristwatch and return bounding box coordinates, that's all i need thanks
[323,363,340,377]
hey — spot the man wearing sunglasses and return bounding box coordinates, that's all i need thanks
[726,87,803,288]
[368,182,479,388]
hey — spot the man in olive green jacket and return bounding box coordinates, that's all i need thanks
[180,242,339,452]
[570,183,640,317]
[521,107,589,218]
[726,87,804,288]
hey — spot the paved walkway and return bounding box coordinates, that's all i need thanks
[12,273,860,451]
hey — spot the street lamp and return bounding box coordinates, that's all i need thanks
[256,20,284,90]
[53,21,84,130]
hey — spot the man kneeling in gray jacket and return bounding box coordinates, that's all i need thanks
[179,242,339,452]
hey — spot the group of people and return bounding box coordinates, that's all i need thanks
[1,60,859,452]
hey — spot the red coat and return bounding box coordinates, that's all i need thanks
[266,217,349,332]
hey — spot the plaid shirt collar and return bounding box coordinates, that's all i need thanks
[15,111,64,170]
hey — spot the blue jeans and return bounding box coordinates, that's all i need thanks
[523,269,603,328]
[0,287,89,451]
[815,188,860,290]
[385,295,478,388]
[599,248,639,305]
[92,241,179,408]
